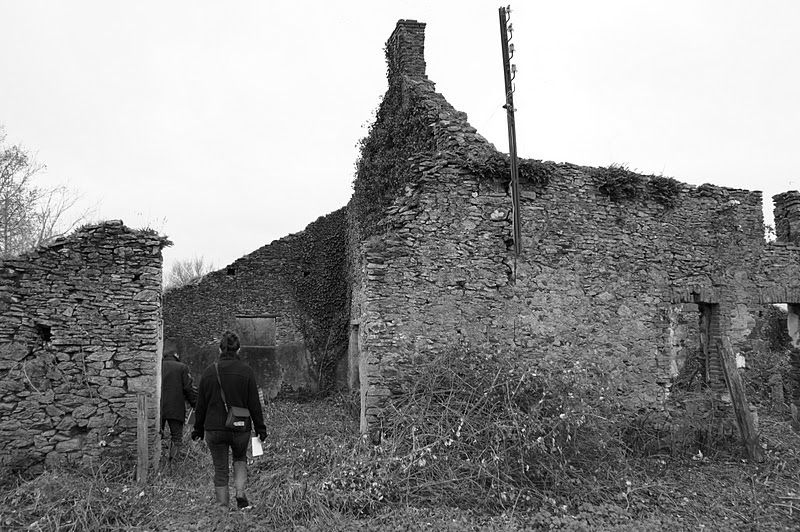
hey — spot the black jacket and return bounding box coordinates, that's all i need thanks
[161,355,197,421]
[193,353,266,439]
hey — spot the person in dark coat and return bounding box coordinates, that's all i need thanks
[160,341,197,464]
[192,330,267,509]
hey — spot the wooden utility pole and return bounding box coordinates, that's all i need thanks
[499,5,522,256]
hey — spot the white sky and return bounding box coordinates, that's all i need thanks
[1,1,798,271]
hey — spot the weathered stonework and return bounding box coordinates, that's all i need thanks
[162,20,800,434]
[348,20,800,431]
[163,209,349,397]
[0,221,169,478]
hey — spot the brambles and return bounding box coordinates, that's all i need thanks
[372,349,630,511]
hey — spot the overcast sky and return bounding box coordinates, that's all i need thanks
[1,1,798,272]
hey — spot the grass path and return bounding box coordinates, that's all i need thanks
[3,398,799,531]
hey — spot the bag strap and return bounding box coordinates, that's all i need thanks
[214,362,230,413]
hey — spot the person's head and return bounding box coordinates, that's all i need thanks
[218,330,241,355]
[164,338,179,360]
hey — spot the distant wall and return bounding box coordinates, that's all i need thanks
[0,222,168,478]
[163,208,349,398]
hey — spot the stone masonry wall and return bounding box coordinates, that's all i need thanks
[773,191,800,245]
[350,20,800,430]
[0,221,168,478]
[164,208,349,398]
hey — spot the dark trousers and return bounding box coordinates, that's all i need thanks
[205,430,249,487]
[161,418,184,444]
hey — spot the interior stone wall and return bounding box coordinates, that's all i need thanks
[0,221,168,478]
[163,208,349,398]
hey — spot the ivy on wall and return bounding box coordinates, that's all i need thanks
[281,208,350,393]
[352,79,435,237]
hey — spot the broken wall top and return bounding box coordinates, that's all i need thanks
[368,19,800,232]
[1,220,170,269]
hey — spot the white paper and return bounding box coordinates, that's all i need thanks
[251,436,263,457]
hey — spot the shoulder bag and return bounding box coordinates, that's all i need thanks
[214,362,252,432]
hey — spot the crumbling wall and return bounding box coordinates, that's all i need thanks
[163,208,349,398]
[0,221,168,478]
[350,20,800,431]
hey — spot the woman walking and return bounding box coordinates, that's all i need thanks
[192,330,267,509]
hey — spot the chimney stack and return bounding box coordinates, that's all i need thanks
[386,20,427,81]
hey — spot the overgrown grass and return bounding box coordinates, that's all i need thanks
[0,458,166,530]
[2,353,799,531]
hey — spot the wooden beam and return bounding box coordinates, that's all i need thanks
[718,338,764,462]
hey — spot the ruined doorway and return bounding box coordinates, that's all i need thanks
[786,304,800,348]
[235,315,278,400]
[348,323,360,391]
[699,303,724,391]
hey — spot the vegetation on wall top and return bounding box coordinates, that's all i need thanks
[595,164,641,202]
[594,164,682,208]
[465,152,553,187]
[647,176,683,209]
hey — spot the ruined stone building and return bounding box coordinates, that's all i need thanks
[165,20,800,433]
[164,209,348,399]
[0,222,169,477]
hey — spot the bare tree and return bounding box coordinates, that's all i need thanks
[165,256,215,290]
[0,127,91,258]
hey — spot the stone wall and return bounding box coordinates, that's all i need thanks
[163,208,349,398]
[0,221,168,478]
[773,191,800,245]
[349,20,800,430]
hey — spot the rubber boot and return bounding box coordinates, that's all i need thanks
[233,461,250,509]
[214,486,230,508]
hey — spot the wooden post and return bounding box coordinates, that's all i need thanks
[137,392,149,483]
[153,320,163,472]
[718,338,764,462]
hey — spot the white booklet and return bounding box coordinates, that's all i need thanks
[251,435,263,457]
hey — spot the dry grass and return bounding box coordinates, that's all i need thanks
[2,360,798,531]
